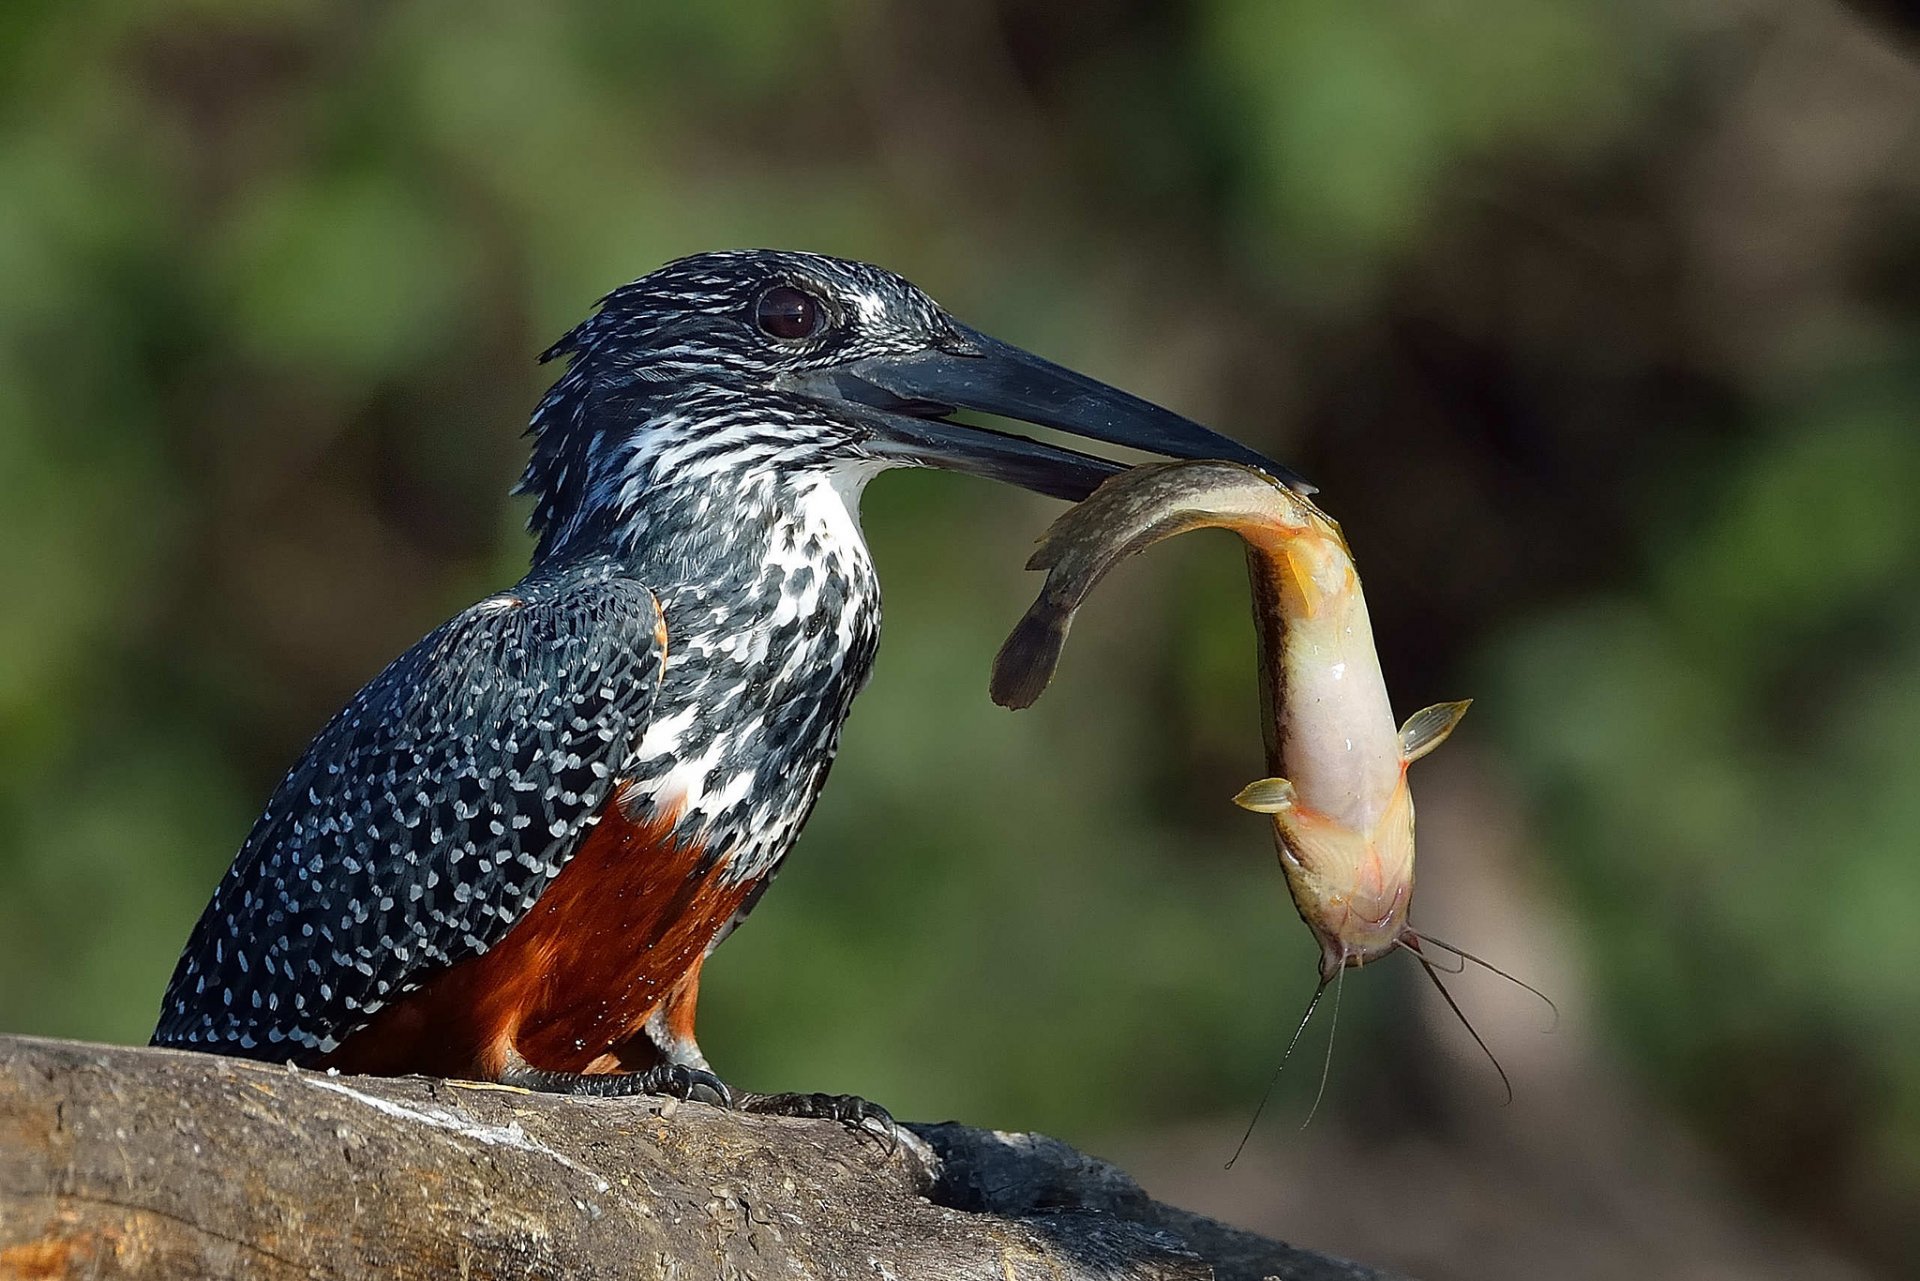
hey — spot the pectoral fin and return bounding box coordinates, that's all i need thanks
[1399,699,1472,763]
[1233,777,1298,813]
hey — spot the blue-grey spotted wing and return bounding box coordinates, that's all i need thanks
[151,558,666,1060]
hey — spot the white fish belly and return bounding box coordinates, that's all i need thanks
[1278,578,1402,833]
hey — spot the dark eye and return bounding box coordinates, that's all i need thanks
[754,285,824,340]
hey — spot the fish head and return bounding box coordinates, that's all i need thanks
[1268,773,1417,982]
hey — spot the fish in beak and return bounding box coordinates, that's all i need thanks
[985,459,1550,1122]
[781,322,1311,502]
[987,460,1467,978]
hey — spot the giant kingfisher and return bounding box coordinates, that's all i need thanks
[152,250,1304,1124]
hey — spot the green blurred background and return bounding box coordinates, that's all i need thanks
[3,2,1917,1276]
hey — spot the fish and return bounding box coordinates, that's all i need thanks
[991,460,1471,983]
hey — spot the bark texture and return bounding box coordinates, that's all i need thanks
[0,1036,1393,1280]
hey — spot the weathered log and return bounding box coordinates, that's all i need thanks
[0,1036,1392,1280]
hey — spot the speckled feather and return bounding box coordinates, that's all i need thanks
[154,250,904,1064]
[152,559,668,1055]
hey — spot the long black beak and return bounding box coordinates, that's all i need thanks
[779,322,1311,502]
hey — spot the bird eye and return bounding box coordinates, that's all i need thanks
[754,286,824,341]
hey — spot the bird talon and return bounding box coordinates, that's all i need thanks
[741,1090,897,1148]
[857,1107,901,1155]
[653,1064,732,1108]
[499,1062,734,1108]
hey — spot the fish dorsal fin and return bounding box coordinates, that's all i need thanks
[1233,777,1298,813]
[1399,700,1472,763]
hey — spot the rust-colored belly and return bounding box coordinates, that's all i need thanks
[320,794,754,1080]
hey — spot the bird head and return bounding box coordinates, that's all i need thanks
[521,249,1304,560]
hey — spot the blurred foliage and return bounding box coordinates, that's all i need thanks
[1,0,1917,1275]
[1485,386,1920,1233]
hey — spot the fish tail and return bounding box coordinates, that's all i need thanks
[990,602,1073,709]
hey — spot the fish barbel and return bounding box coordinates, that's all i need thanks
[992,460,1469,981]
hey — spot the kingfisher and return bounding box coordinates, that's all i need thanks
[152,250,1303,1123]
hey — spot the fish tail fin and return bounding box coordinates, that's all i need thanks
[990,604,1073,709]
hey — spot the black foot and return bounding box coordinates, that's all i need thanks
[501,1062,733,1108]
[738,1090,898,1149]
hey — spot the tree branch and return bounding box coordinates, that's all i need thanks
[0,1036,1393,1280]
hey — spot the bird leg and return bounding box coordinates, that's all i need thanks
[499,1061,733,1107]
[736,1089,898,1149]
[498,1061,896,1147]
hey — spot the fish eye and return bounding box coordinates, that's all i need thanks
[754,285,825,341]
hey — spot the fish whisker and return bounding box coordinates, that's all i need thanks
[1412,950,1513,1105]
[1410,932,1559,1032]
[1227,972,1330,1169]
[1303,963,1345,1131]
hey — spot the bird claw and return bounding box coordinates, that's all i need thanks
[500,1065,889,1145]
[503,1061,733,1108]
[636,1062,734,1108]
[739,1090,899,1151]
